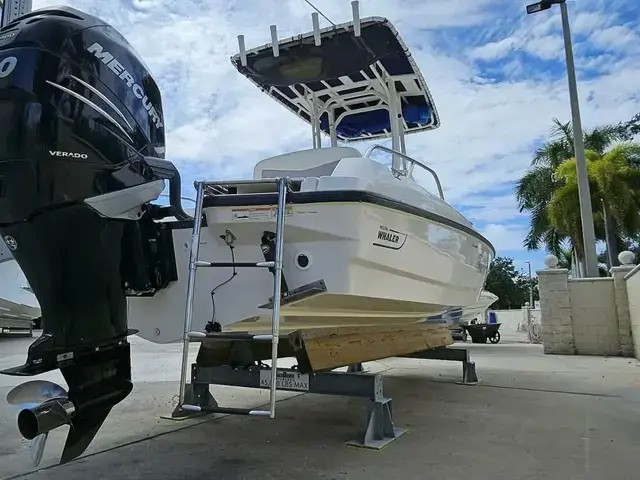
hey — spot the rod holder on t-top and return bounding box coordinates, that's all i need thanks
[312,12,321,46]
[351,1,361,36]
[270,25,279,57]
[237,34,247,67]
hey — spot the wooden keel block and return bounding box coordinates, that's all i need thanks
[288,324,453,373]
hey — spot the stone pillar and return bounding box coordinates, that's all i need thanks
[611,251,637,357]
[537,254,575,355]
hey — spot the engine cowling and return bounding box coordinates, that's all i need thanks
[0,6,186,465]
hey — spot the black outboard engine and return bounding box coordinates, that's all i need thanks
[0,6,188,465]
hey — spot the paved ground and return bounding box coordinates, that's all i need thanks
[1,331,640,479]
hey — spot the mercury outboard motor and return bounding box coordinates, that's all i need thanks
[0,6,188,465]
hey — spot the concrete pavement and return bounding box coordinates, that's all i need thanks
[1,331,639,479]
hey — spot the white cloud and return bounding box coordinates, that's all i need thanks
[460,194,528,223]
[589,25,639,50]
[469,36,521,61]
[572,12,610,36]
[522,34,565,60]
[479,223,530,252]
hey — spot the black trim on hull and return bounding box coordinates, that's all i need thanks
[167,190,495,255]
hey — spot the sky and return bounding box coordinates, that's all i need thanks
[1,0,640,303]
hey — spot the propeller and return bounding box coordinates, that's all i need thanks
[7,380,67,408]
[6,380,69,467]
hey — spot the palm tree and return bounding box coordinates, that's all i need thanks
[547,145,640,268]
[515,123,572,256]
[516,118,638,271]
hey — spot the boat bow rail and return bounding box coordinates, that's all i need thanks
[363,144,445,200]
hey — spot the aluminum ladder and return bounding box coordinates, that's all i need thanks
[176,177,290,418]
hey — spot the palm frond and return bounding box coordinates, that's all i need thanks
[590,143,640,237]
[523,202,553,250]
[515,165,559,209]
[547,182,584,253]
[583,124,629,154]
[550,118,574,149]
[531,139,573,167]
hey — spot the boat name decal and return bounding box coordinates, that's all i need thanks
[86,42,164,129]
[49,150,89,159]
[0,55,17,78]
[373,225,407,250]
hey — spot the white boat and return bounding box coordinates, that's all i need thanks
[0,4,495,464]
[0,245,40,332]
[126,12,496,343]
[424,290,499,326]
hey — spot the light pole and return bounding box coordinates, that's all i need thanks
[524,261,534,308]
[526,0,599,278]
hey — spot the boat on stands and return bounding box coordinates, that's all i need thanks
[126,9,496,342]
[0,3,494,465]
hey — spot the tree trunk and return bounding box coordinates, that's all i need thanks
[602,199,618,269]
[572,246,585,278]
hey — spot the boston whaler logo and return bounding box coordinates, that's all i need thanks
[49,150,88,159]
[373,225,407,250]
[86,42,164,130]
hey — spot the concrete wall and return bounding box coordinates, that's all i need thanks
[537,268,575,355]
[488,309,541,335]
[568,278,618,355]
[488,309,521,334]
[537,259,636,357]
[627,266,640,359]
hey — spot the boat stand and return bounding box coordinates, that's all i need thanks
[400,346,479,385]
[174,362,407,450]
[168,344,478,449]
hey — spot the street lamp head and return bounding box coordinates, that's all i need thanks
[526,2,551,14]
[526,0,565,14]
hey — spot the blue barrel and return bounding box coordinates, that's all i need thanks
[488,311,497,324]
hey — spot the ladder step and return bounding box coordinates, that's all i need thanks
[182,404,272,416]
[194,261,275,268]
[203,178,280,187]
[252,334,275,342]
[187,331,207,339]
[188,332,274,341]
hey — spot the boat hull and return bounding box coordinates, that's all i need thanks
[128,197,493,342]
[424,290,499,326]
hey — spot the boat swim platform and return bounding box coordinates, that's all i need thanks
[169,327,478,450]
